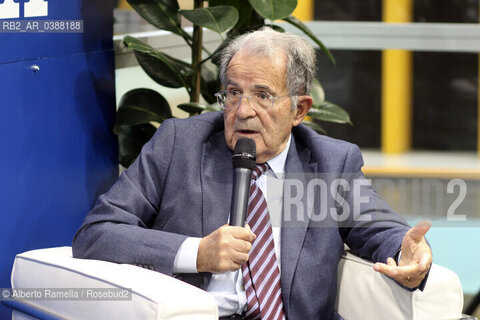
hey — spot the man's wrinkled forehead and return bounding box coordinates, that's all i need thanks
[226,49,287,72]
[225,51,288,93]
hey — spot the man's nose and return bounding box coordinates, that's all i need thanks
[236,95,256,118]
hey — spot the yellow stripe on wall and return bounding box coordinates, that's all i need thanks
[382,50,412,154]
[383,0,412,23]
[292,0,314,21]
[381,0,413,154]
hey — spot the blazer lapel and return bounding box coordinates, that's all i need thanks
[201,131,233,237]
[280,135,316,310]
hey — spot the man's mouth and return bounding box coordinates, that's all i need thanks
[237,129,258,135]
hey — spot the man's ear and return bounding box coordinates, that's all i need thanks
[292,95,313,126]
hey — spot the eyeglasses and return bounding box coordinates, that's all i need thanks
[215,89,293,111]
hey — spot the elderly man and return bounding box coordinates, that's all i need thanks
[73,27,432,320]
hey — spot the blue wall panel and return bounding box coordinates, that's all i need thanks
[0,51,118,318]
[0,0,116,318]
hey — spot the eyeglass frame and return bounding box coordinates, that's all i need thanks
[214,89,296,111]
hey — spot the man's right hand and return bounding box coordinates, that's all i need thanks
[197,224,256,273]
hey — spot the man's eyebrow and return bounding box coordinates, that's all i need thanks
[253,84,274,94]
[225,81,274,93]
[226,80,238,87]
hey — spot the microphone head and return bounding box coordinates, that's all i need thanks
[232,138,256,169]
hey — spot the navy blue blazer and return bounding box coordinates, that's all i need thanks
[73,111,411,319]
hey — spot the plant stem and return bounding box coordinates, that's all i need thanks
[190,0,204,103]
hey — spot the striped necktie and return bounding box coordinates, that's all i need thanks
[242,164,285,320]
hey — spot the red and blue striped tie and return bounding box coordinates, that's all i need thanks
[242,164,285,320]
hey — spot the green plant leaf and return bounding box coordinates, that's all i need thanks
[234,7,265,34]
[127,0,188,38]
[308,101,352,125]
[283,15,336,65]
[134,51,190,88]
[124,36,193,89]
[249,0,297,20]
[123,35,154,52]
[206,103,223,112]
[177,102,206,114]
[180,6,239,34]
[310,79,325,106]
[200,60,221,104]
[116,123,158,167]
[302,120,326,134]
[209,0,257,34]
[114,89,172,129]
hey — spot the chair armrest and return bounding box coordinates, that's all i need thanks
[335,251,464,320]
[7,247,218,320]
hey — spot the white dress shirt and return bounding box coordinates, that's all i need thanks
[172,135,291,316]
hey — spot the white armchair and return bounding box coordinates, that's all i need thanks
[4,247,467,320]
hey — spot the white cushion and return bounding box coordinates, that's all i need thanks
[335,252,463,320]
[11,247,218,320]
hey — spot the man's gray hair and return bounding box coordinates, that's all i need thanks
[219,27,316,108]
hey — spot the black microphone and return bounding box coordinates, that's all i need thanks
[229,138,256,227]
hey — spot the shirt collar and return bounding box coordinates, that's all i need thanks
[265,134,291,178]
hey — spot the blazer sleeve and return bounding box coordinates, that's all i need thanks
[72,118,188,276]
[338,144,411,264]
[338,144,430,291]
